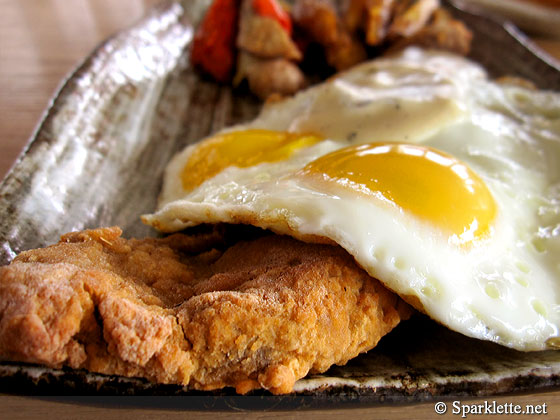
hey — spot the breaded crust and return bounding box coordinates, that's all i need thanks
[0,227,411,394]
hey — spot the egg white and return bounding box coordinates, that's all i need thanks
[143,48,560,351]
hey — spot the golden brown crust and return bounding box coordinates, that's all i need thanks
[0,227,411,394]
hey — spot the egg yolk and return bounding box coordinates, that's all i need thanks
[300,143,497,244]
[181,129,322,191]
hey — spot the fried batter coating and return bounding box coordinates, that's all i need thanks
[0,227,411,394]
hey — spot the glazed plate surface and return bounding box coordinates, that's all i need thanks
[0,0,559,402]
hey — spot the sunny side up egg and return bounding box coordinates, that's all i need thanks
[143,47,560,351]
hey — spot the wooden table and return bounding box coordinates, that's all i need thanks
[1,0,560,418]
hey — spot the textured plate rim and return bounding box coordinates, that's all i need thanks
[1,0,560,403]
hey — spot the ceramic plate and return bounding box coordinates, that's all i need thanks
[1,0,559,404]
[463,0,560,38]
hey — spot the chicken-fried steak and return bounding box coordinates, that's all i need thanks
[0,227,411,394]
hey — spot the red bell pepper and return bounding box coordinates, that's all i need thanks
[190,0,240,83]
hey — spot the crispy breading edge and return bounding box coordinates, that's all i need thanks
[0,227,412,394]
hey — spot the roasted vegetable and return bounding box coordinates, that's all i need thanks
[342,0,396,46]
[252,0,293,34]
[388,0,440,38]
[237,0,302,60]
[292,0,340,45]
[364,0,395,45]
[293,0,366,71]
[190,0,240,82]
[247,56,306,100]
[387,8,472,55]
[191,0,473,99]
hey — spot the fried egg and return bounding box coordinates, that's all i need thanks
[142,48,560,351]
